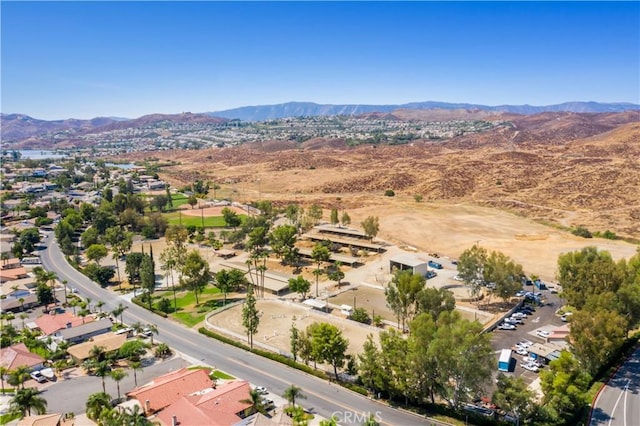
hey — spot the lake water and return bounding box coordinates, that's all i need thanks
[13,150,68,160]
[105,162,136,170]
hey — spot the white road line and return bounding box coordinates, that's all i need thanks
[608,379,630,426]
[623,379,629,426]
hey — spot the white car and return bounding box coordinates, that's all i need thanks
[516,347,528,356]
[511,312,527,319]
[498,323,516,330]
[536,330,551,338]
[560,312,573,322]
[522,363,539,372]
[254,386,268,395]
[30,371,47,383]
[523,356,540,366]
[515,290,527,297]
[518,339,533,348]
[505,317,522,325]
[453,275,464,281]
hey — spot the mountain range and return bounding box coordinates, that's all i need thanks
[1,101,638,141]
[207,100,640,121]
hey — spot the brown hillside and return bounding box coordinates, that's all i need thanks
[121,112,640,239]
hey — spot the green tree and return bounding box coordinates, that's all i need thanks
[415,287,455,322]
[360,216,379,241]
[221,207,241,229]
[570,309,627,376]
[429,311,494,409]
[407,313,439,404]
[215,268,246,306]
[129,360,143,387]
[86,392,112,421]
[240,389,268,415]
[10,387,47,417]
[484,250,524,303]
[151,194,169,212]
[36,285,55,307]
[493,374,537,424]
[111,302,128,325]
[307,204,323,225]
[309,322,349,381]
[457,244,488,303]
[140,254,155,309]
[288,275,311,301]
[242,286,260,349]
[187,194,198,209]
[385,270,425,332]
[327,262,345,289]
[358,334,389,397]
[8,366,31,390]
[290,320,299,362]
[311,244,330,297]
[269,225,298,265]
[180,251,212,305]
[378,328,410,402]
[81,227,100,249]
[330,209,339,226]
[283,384,306,408]
[540,351,591,422]
[557,247,624,310]
[86,243,108,265]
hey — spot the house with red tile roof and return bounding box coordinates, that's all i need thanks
[34,311,95,336]
[127,368,215,414]
[0,343,44,371]
[155,380,254,426]
[0,265,29,283]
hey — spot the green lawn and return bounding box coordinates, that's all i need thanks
[168,286,223,327]
[169,193,190,208]
[164,212,229,228]
[212,370,235,380]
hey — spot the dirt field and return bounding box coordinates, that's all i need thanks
[180,205,247,217]
[206,299,381,356]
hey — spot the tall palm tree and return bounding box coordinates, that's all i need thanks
[110,369,128,400]
[86,392,111,421]
[62,279,68,304]
[111,303,128,325]
[10,387,47,417]
[89,345,107,363]
[283,384,306,408]
[282,384,307,408]
[145,323,159,346]
[94,361,111,394]
[128,360,143,387]
[96,300,105,314]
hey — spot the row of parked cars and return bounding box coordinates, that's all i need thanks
[513,339,544,373]
[496,304,536,330]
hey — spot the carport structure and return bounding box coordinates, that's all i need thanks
[389,254,430,276]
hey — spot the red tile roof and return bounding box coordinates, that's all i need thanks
[0,343,44,370]
[156,381,253,426]
[34,312,94,336]
[0,266,29,282]
[127,368,214,413]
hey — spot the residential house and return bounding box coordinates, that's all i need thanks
[0,292,39,312]
[66,332,127,363]
[127,368,215,414]
[17,413,63,426]
[0,343,45,371]
[155,380,254,426]
[0,265,29,283]
[54,317,113,344]
[34,311,95,336]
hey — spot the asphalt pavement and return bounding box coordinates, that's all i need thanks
[39,233,449,426]
[590,346,640,426]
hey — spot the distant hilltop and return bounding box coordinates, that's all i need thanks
[208,100,640,121]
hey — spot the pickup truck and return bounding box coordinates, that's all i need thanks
[428,260,443,269]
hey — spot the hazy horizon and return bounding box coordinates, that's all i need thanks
[2,1,639,120]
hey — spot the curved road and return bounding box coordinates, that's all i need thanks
[40,233,445,426]
[590,346,640,426]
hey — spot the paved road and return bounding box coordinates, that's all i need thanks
[40,233,448,426]
[590,346,640,426]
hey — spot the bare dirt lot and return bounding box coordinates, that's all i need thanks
[206,299,381,356]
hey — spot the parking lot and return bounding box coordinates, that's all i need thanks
[489,285,566,389]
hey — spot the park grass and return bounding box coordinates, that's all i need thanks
[212,370,235,380]
[169,286,223,327]
[164,212,229,228]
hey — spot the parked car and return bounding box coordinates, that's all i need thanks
[497,323,516,330]
[425,270,437,279]
[30,371,47,383]
[254,386,268,395]
[536,330,551,338]
[515,290,527,297]
[560,312,573,322]
[428,260,443,269]
[521,362,539,372]
[515,347,528,356]
[518,339,533,348]
[523,356,541,366]
[511,312,527,319]
[505,317,522,325]
[453,275,464,281]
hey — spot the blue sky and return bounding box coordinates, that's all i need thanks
[1,1,639,119]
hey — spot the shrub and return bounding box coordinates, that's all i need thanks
[349,308,371,324]
[384,189,395,197]
[571,226,593,238]
[414,194,423,202]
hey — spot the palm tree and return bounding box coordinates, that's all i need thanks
[111,303,128,325]
[94,361,111,394]
[86,392,111,421]
[96,300,105,314]
[9,366,31,390]
[145,323,158,346]
[90,345,107,363]
[283,384,306,408]
[110,369,128,400]
[129,360,143,387]
[62,279,68,304]
[19,313,28,329]
[10,387,47,417]
[240,389,267,415]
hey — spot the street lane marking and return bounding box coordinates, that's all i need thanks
[608,379,630,426]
